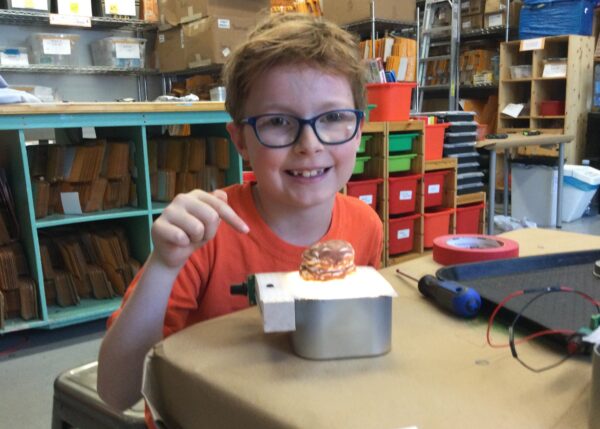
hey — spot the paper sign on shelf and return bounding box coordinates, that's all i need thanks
[502,103,524,118]
[61,192,83,215]
[520,38,545,51]
[49,14,92,27]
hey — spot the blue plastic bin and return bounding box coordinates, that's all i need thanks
[519,0,596,38]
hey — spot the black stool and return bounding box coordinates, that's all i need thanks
[52,361,146,429]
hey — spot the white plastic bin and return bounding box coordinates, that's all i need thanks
[90,37,146,68]
[511,163,557,227]
[511,163,600,226]
[561,164,600,222]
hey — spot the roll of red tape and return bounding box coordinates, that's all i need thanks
[432,234,519,265]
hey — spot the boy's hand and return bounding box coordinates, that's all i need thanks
[151,189,249,268]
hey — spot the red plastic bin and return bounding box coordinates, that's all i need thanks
[243,171,256,183]
[366,82,416,122]
[346,178,383,210]
[388,174,420,215]
[423,207,454,248]
[456,202,485,234]
[388,213,420,255]
[539,100,565,116]
[424,170,450,208]
[424,123,449,160]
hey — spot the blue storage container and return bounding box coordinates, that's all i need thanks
[519,0,596,39]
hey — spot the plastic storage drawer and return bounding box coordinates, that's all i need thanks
[346,178,382,210]
[424,170,450,208]
[388,174,420,215]
[389,153,416,173]
[456,202,485,234]
[353,156,371,175]
[423,207,454,248]
[446,121,478,133]
[389,133,418,153]
[388,214,420,255]
[91,37,146,68]
[29,33,80,66]
[358,135,372,153]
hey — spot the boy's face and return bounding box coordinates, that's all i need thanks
[227,64,361,211]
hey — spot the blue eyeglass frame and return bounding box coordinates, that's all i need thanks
[240,109,365,148]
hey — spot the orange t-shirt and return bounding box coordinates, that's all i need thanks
[108,182,383,336]
[106,182,383,428]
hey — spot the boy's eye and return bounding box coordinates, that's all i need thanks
[320,111,350,123]
[267,116,291,127]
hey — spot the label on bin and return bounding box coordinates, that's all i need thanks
[399,190,413,200]
[428,184,441,194]
[359,195,373,205]
[116,43,140,59]
[397,229,410,240]
[14,0,49,10]
[104,0,136,16]
[42,39,71,55]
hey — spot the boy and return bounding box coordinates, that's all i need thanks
[97,12,383,421]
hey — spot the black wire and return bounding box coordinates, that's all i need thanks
[508,287,600,373]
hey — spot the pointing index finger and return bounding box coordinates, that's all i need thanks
[214,199,250,234]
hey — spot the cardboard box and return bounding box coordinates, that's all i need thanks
[322,0,416,26]
[461,13,483,30]
[484,2,520,28]
[55,0,93,16]
[158,0,270,26]
[156,15,255,72]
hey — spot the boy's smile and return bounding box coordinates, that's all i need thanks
[229,64,361,218]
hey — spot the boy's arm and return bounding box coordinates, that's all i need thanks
[97,189,249,410]
[97,251,180,409]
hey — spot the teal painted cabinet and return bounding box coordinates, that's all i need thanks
[0,103,239,334]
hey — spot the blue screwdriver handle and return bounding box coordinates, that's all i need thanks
[418,275,481,318]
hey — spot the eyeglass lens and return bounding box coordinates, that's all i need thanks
[254,110,359,146]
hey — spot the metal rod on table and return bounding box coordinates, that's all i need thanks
[556,142,565,229]
[488,149,497,234]
[503,148,510,216]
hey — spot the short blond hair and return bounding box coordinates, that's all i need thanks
[223,13,366,123]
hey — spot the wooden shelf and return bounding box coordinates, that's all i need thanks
[425,158,457,171]
[498,35,593,162]
[457,192,486,206]
[501,78,533,83]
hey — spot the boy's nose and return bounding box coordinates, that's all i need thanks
[293,123,324,153]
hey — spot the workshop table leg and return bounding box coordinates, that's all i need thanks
[556,142,564,229]
[488,149,496,235]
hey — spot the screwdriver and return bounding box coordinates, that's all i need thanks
[395,269,481,318]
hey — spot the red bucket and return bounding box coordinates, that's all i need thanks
[366,82,416,122]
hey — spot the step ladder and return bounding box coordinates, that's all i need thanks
[416,0,461,111]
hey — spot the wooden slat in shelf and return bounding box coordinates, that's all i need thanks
[387,120,424,133]
[362,122,386,133]
[501,78,532,83]
[456,192,486,206]
[425,157,457,171]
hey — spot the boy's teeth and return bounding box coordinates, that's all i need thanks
[291,169,324,177]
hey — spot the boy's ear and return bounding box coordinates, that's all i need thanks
[226,122,250,161]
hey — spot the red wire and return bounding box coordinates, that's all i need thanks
[486,286,599,349]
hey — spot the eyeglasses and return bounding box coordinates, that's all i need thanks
[241,109,364,148]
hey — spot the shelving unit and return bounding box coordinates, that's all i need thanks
[358,120,457,266]
[0,8,159,101]
[0,102,235,334]
[497,35,594,162]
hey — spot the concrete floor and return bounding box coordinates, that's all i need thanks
[1,214,600,429]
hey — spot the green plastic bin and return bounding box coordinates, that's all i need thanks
[358,135,372,153]
[353,156,371,175]
[389,133,418,153]
[389,153,416,173]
